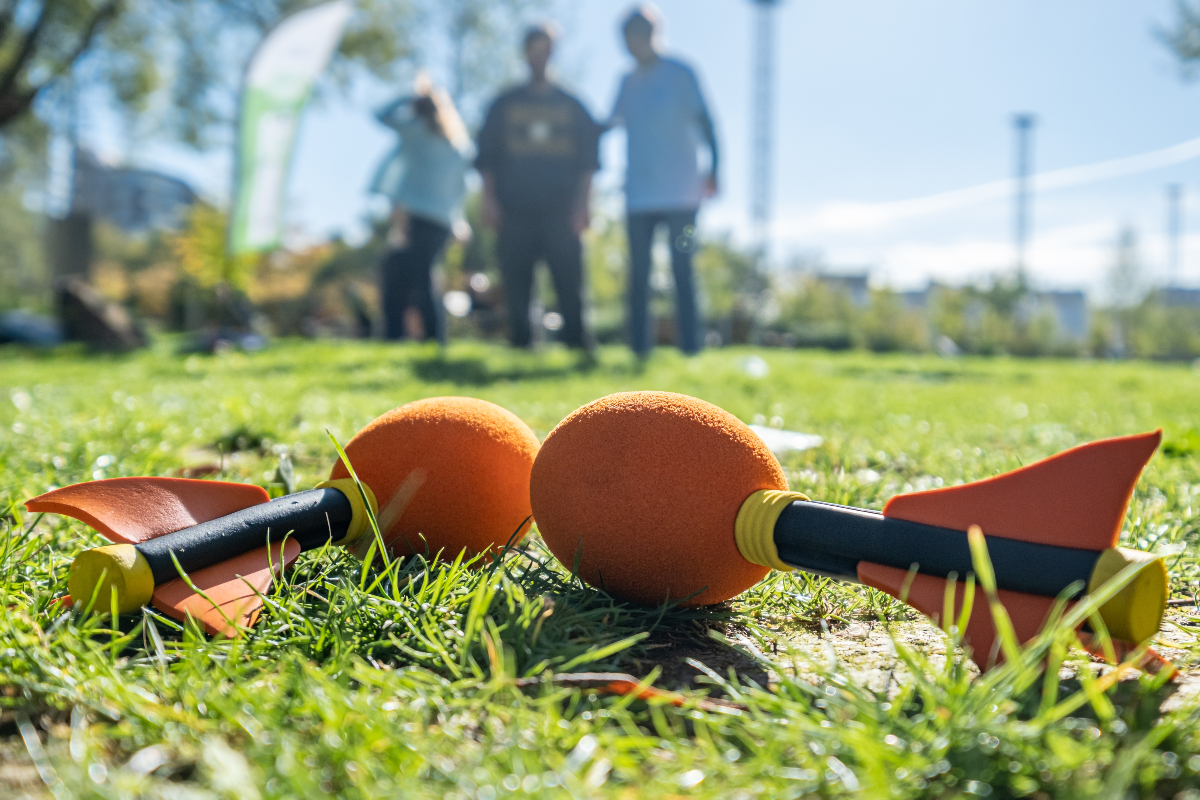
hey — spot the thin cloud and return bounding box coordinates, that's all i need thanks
[791,134,1200,236]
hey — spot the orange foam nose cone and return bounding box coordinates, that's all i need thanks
[330,397,540,562]
[530,391,787,606]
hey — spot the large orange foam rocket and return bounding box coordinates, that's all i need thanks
[531,392,1169,669]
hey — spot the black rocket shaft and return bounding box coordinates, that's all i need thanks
[134,488,354,585]
[773,500,1104,598]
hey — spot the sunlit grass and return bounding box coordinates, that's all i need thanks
[2,338,1200,797]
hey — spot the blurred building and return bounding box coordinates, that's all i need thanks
[898,288,929,310]
[894,282,1089,344]
[48,148,198,281]
[1156,287,1200,309]
[1030,290,1089,342]
[814,271,870,307]
[71,148,197,233]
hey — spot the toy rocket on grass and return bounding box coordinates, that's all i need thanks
[530,392,1170,669]
[28,397,540,636]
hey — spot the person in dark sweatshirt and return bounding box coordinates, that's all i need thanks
[476,23,601,350]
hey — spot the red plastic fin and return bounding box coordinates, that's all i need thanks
[151,539,301,638]
[1076,633,1177,678]
[882,430,1161,549]
[859,561,1058,671]
[25,477,270,544]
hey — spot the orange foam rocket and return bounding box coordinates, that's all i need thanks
[27,477,286,635]
[531,392,1170,670]
[29,397,540,637]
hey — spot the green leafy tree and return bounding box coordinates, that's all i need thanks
[441,0,551,122]
[1162,1,1200,72]
[171,204,255,291]
[0,0,425,145]
[0,0,120,130]
[0,0,552,148]
[0,190,47,310]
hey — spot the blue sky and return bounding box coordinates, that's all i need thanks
[103,0,1200,296]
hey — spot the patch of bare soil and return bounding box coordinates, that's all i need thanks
[0,739,47,799]
[631,612,1200,711]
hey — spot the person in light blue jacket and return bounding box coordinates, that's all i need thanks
[608,5,718,356]
[370,77,473,342]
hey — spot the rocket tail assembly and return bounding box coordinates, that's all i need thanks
[27,477,295,636]
[860,430,1166,669]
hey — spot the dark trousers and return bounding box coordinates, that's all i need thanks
[496,207,588,349]
[627,208,701,355]
[380,216,450,343]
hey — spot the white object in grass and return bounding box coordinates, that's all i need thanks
[749,424,823,455]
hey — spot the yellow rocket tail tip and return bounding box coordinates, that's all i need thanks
[68,544,154,615]
[1088,547,1168,645]
[314,478,379,547]
[734,489,809,572]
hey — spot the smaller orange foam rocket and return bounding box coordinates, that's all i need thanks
[28,397,540,636]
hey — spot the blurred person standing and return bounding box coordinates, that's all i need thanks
[475,23,601,351]
[371,75,473,343]
[608,5,718,356]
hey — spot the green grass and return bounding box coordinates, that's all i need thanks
[3,339,1200,798]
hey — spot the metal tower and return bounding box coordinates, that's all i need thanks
[1167,183,1183,288]
[1012,114,1036,277]
[751,0,781,263]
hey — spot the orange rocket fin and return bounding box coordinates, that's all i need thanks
[858,562,1059,670]
[151,539,301,638]
[882,430,1161,549]
[26,477,270,544]
[859,563,1175,674]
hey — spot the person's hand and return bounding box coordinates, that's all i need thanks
[571,202,591,236]
[452,219,473,244]
[704,173,719,198]
[481,191,503,229]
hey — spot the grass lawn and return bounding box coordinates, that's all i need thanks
[2,338,1200,798]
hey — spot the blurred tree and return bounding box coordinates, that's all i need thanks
[583,211,627,342]
[0,0,547,315]
[693,235,759,322]
[0,0,550,148]
[1162,1,1200,72]
[859,289,927,352]
[171,204,255,291]
[441,0,551,123]
[0,190,47,310]
[1105,225,1145,358]
[0,0,424,146]
[775,275,857,350]
[1107,225,1145,307]
[0,0,119,130]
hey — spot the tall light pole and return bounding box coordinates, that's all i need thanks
[750,0,780,266]
[1167,183,1183,288]
[1012,113,1036,279]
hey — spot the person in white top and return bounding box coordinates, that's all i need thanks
[370,75,473,343]
[607,5,718,356]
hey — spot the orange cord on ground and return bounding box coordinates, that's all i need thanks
[331,397,540,563]
[530,391,786,606]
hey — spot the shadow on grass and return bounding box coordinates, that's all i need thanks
[628,617,771,691]
[1020,672,1183,725]
[410,351,601,386]
[833,364,996,383]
